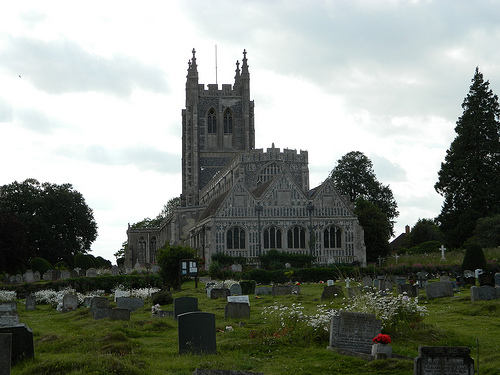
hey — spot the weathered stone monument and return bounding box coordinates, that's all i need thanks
[426,282,454,300]
[229,283,242,296]
[414,346,474,375]
[178,312,216,354]
[62,294,78,313]
[272,285,292,296]
[329,311,382,354]
[224,302,250,319]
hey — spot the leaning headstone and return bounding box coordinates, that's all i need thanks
[397,284,419,297]
[174,297,199,320]
[0,333,12,375]
[471,286,497,301]
[255,286,272,296]
[210,288,230,299]
[321,285,344,301]
[24,270,34,284]
[116,297,144,312]
[86,268,97,278]
[224,302,250,319]
[0,324,34,365]
[414,346,474,375]
[329,311,382,354]
[178,312,216,354]
[229,283,242,296]
[62,295,78,313]
[25,295,36,311]
[272,285,292,296]
[426,282,454,300]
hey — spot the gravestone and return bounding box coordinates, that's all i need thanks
[426,282,454,300]
[495,273,500,287]
[0,311,19,327]
[321,285,344,301]
[116,297,144,312]
[440,275,450,282]
[230,264,242,272]
[329,311,381,354]
[272,285,292,296]
[327,279,335,286]
[227,295,250,304]
[114,290,129,301]
[0,324,34,365]
[224,302,250,319]
[83,297,93,307]
[379,280,393,292]
[111,308,130,321]
[33,271,40,282]
[255,286,272,296]
[90,297,110,318]
[42,270,53,281]
[178,312,216,354]
[478,273,495,287]
[0,303,17,312]
[25,295,36,311]
[229,283,242,296]
[395,276,406,285]
[174,297,199,320]
[397,284,419,297]
[111,266,120,276]
[70,270,79,278]
[361,277,372,288]
[158,310,174,318]
[470,286,497,301]
[93,307,113,320]
[210,288,230,299]
[86,268,97,277]
[24,270,34,284]
[60,270,70,280]
[15,274,23,284]
[0,333,11,375]
[62,295,78,313]
[417,272,428,288]
[475,269,484,279]
[291,285,301,294]
[414,346,474,375]
[344,286,362,299]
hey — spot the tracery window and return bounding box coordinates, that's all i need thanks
[223,109,233,134]
[150,236,157,263]
[227,226,245,249]
[287,226,306,249]
[207,108,217,134]
[257,163,281,184]
[263,226,282,249]
[137,237,146,264]
[324,226,342,248]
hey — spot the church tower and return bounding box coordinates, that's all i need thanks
[181,49,255,207]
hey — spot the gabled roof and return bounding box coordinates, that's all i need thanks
[199,190,231,221]
[251,176,276,199]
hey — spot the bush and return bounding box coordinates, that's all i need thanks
[30,257,52,274]
[54,261,69,270]
[240,280,256,295]
[156,243,196,290]
[74,253,97,269]
[462,242,487,271]
[152,289,173,305]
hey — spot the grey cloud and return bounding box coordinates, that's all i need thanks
[58,144,180,174]
[16,107,66,134]
[0,37,169,96]
[370,154,407,183]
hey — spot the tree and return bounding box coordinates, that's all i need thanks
[0,210,33,273]
[131,196,180,229]
[408,218,444,248]
[435,68,500,248]
[354,198,391,263]
[472,214,500,248]
[0,179,98,266]
[156,243,196,290]
[329,151,399,235]
[461,242,487,272]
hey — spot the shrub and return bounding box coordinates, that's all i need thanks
[240,280,256,295]
[74,253,97,269]
[152,289,173,305]
[156,243,196,290]
[54,261,69,270]
[30,257,52,274]
[462,242,487,271]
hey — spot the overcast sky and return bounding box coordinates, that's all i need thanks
[2,1,500,264]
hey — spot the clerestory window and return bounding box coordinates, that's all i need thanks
[227,226,245,249]
[223,109,233,134]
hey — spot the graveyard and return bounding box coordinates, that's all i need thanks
[1,251,500,374]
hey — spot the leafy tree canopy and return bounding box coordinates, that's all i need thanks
[354,198,391,263]
[435,68,500,248]
[472,214,500,248]
[0,210,33,273]
[408,218,444,248]
[0,179,98,266]
[329,151,399,235]
[131,196,180,229]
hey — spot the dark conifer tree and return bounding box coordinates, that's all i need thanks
[435,68,500,248]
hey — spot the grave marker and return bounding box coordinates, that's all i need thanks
[229,283,242,296]
[210,288,230,299]
[178,312,216,354]
[116,297,144,312]
[0,333,12,375]
[62,294,78,313]
[470,286,498,301]
[0,324,34,365]
[329,311,381,354]
[426,281,454,300]
[272,285,292,296]
[224,302,250,319]
[25,295,36,311]
[414,346,474,375]
[321,285,343,301]
[174,297,199,320]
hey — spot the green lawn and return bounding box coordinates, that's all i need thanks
[10,281,500,375]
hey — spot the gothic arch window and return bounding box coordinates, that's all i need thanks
[223,109,233,134]
[287,226,306,249]
[227,226,245,249]
[150,236,157,263]
[324,226,342,249]
[263,226,282,249]
[137,237,146,264]
[257,163,281,184]
[207,108,217,134]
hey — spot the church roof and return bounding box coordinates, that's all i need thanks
[251,177,276,199]
[199,190,230,221]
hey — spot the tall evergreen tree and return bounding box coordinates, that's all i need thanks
[435,68,500,248]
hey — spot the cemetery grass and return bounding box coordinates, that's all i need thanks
[11,281,500,375]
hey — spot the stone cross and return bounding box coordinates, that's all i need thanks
[440,245,446,261]
[394,254,400,264]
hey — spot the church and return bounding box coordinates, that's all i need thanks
[125,49,367,268]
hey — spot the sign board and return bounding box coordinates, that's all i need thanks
[179,259,198,276]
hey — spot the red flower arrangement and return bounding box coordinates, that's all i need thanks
[372,334,391,344]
